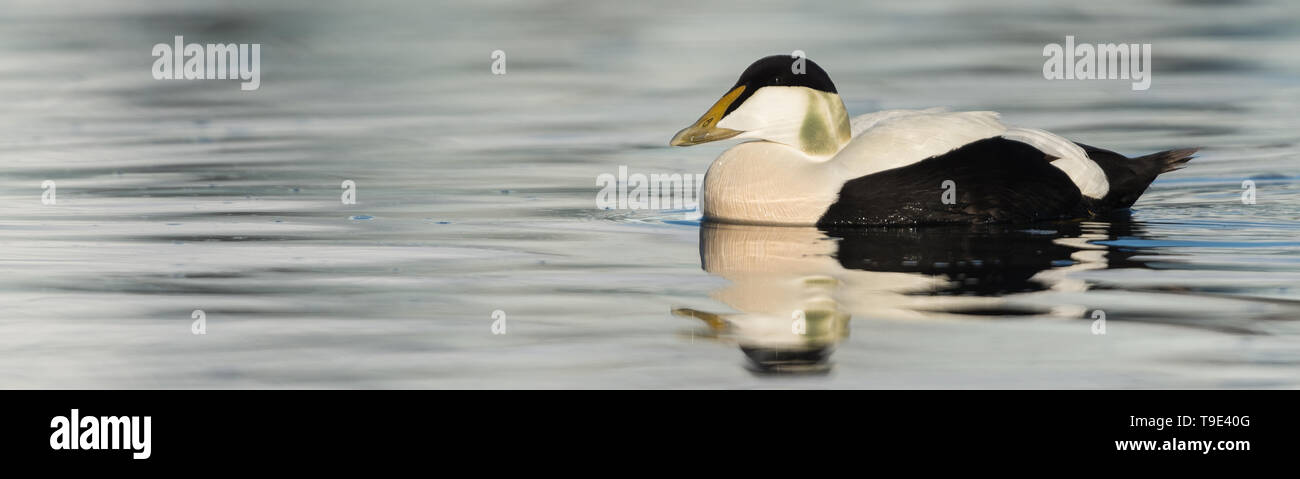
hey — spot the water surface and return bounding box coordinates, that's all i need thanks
[2,0,1298,388]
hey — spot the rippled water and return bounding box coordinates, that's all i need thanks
[2,0,1298,388]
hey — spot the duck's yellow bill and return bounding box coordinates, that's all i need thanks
[669,85,746,146]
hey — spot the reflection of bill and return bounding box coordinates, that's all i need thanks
[675,294,850,375]
[675,220,1129,374]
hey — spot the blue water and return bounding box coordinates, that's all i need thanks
[0,0,1298,388]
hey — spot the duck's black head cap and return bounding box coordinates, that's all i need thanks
[723,55,838,116]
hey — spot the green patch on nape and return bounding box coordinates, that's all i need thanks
[799,93,847,156]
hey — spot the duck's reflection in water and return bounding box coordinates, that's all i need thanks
[674,219,1147,374]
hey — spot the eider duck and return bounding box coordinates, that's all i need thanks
[669,55,1197,226]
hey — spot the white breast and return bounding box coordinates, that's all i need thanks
[702,141,840,226]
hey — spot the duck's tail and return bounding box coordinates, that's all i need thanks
[1077,143,1198,212]
[1144,147,1199,174]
